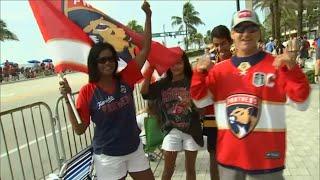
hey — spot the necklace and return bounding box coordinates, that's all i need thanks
[237,62,251,75]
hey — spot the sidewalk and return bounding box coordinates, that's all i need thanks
[143,85,319,180]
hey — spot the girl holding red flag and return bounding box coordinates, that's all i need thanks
[59,2,154,180]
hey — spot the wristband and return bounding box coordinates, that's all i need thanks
[144,67,154,77]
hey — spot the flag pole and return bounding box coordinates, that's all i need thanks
[58,73,82,124]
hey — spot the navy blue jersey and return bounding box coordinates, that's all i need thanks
[76,61,142,156]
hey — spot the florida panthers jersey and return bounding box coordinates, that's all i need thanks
[191,52,310,173]
[76,61,143,156]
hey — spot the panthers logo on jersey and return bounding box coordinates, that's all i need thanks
[226,94,261,139]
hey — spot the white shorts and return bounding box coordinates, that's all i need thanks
[162,128,200,152]
[93,142,150,180]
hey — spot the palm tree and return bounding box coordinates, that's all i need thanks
[0,19,18,41]
[254,0,275,38]
[127,20,143,33]
[171,2,204,51]
[254,0,298,40]
[274,0,281,40]
[204,30,211,44]
[254,0,282,40]
[297,0,303,37]
[192,32,204,49]
[280,9,296,39]
[304,0,319,37]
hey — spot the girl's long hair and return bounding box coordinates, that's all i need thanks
[165,52,193,81]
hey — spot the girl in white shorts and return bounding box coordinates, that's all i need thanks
[94,142,150,180]
[141,52,204,180]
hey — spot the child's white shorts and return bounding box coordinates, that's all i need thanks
[162,128,200,152]
[93,142,150,180]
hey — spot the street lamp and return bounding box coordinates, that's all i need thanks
[163,24,167,46]
[236,0,240,11]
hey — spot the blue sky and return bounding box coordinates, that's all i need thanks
[0,0,265,65]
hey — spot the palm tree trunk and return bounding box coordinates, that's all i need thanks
[270,3,275,39]
[274,0,281,40]
[184,22,188,51]
[284,25,287,40]
[297,0,303,37]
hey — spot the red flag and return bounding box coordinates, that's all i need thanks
[29,0,182,74]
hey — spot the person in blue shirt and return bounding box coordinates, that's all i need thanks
[265,37,275,54]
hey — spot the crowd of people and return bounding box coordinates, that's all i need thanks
[58,2,315,180]
[0,60,55,83]
[259,34,319,70]
[206,31,320,84]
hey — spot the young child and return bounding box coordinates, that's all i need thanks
[141,51,203,180]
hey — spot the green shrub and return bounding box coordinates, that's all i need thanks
[186,49,204,57]
[305,70,315,84]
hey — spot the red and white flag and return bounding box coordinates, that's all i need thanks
[29,0,182,75]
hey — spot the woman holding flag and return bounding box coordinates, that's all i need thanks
[59,1,154,180]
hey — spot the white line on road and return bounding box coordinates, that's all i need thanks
[0,92,15,98]
[0,124,72,159]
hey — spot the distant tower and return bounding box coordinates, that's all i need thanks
[245,0,253,10]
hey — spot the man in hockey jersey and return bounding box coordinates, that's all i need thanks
[191,9,310,180]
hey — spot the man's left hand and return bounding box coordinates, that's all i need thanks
[273,48,297,70]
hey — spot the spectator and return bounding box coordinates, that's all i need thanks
[286,34,299,59]
[275,39,285,55]
[200,24,233,180]
[58,2,154,179]
[3,60,10,82]
[191,9,310,180]
[141,51,203,180]
[297,36,310,68]
[257,39,265,51]
[265,37,275,54]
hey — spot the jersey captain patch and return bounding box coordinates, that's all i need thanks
[253,72,265,87]
[226,94,261,139]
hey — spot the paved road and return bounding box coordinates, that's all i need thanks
[1,72,88,111]
[1,73,89,180]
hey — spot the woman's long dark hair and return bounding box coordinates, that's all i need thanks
[165,52,193,81]
[87,42,119,83]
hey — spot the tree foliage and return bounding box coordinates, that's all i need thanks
[171,2,204,50]
[254,0,319,40]
[0,19,18,41]
[127,20,143,33]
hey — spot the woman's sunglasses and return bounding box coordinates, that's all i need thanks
[234,24,259,33]
[96,56,116,64]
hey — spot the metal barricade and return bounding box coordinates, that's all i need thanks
[0,102,60,180]
[54,83,147,163]
[0,82,147,180]
[54,92,94,163]
[134,83,148,113]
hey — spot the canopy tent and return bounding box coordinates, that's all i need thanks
[42,59,53,63]
[27,60,41,63]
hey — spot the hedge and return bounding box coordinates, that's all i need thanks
[186,49,204,57]
[305,70,315,84]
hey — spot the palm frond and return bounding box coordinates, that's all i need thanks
[0,19,18,41]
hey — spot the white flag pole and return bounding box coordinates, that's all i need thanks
[58,73,82,124]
